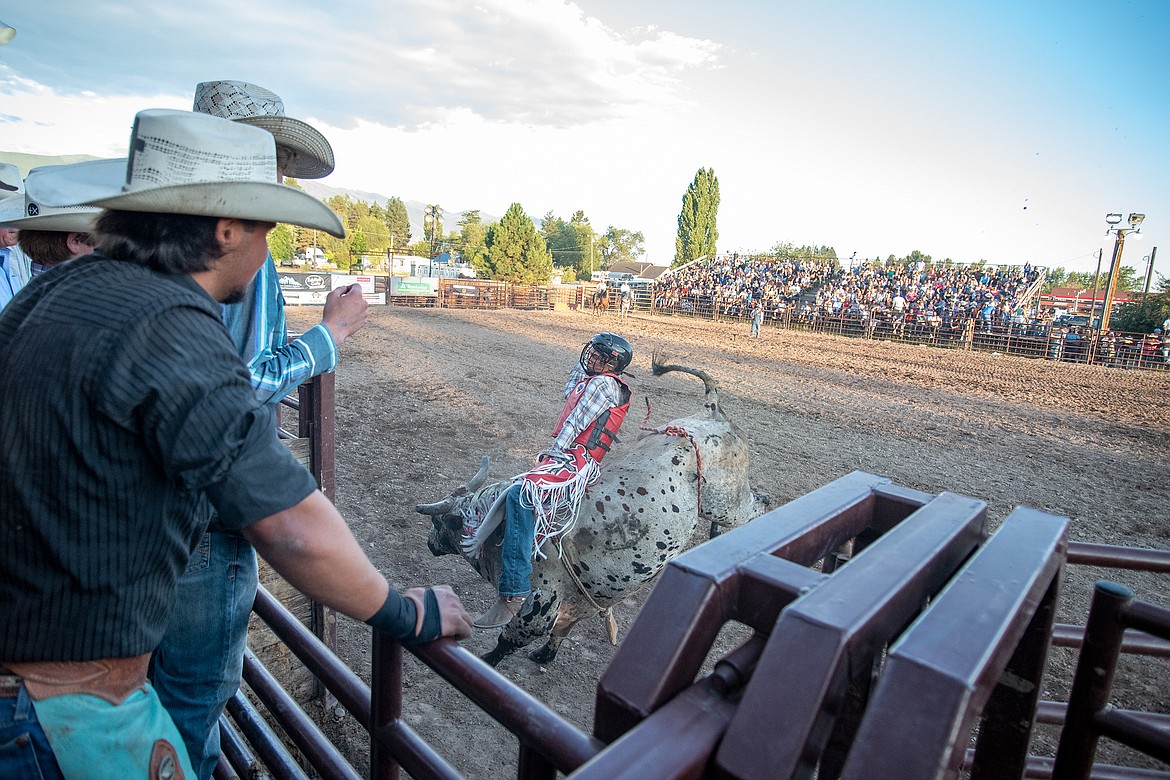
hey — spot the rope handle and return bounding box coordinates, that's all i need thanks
[638,397,703,513]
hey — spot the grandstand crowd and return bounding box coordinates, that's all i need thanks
[650,254,1169,369]
[653,254,1043,328]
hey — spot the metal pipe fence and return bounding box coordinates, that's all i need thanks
[640,290,1169,370]
[378,280,1169,371]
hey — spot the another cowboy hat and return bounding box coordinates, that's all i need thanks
[0,162,22,197]
[0,160,123,232]
[28,109,345,238]
[193,80,334,180]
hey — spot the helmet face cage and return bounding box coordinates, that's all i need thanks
[580,332,633,375]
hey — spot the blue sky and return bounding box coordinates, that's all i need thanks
[1,0,1167,275]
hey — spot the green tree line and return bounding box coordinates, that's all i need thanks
[274,169,1152,296]
[271,183,647,284]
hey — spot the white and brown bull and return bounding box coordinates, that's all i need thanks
[419,357,771,666]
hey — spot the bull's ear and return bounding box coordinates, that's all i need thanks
[444,515,463,531]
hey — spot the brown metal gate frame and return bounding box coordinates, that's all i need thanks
[216,452,1170,780]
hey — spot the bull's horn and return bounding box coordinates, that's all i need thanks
[464,455,490,493]
[415,456,491,515]
[416,496,455,515]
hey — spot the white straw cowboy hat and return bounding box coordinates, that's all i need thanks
[28,109,345,238]
[192,80,335,180]
[0,160,123,232]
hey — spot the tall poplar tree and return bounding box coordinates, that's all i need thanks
[674,167,720,268]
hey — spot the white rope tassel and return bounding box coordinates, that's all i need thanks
[459,483,510,559]
[519,458,599,560]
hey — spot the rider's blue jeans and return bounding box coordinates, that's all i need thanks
[499,484,536,598]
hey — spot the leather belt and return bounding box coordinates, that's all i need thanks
[2,654,150,706]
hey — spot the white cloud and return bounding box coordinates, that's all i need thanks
[1,0,722,130]
[0,68,186,156]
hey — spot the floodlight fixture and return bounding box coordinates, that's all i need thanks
[0,21,14,44]
[1099,209,1149,332]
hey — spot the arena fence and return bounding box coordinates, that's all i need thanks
[386,279,581,311]
[641,290,1168,372]
[222,390,1170,779]
[375,279,1168,372]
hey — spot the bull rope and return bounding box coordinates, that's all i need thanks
[639,398,704,516]
[557,544,620,645]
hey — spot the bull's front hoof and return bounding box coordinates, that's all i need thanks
[480,647,507,667]
[528,641,558,665]
[480,636,521,667]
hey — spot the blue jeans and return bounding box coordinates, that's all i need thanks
[499,484,536,598]
[151,530,258,780]
[0,683,64,780]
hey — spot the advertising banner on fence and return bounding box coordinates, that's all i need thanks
[332,273,386,305]
[278,272,388,305]
[391,277,438,295]
[278,272,333,305]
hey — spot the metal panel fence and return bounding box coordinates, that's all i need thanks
[220,462,1170,779]
[643,290,1168,370]
[378,279,1168,371]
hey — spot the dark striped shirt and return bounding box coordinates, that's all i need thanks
[0,254,317,662]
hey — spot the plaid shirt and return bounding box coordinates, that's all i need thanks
[552,365,623,455]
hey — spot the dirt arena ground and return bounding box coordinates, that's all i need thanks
[286,304,1170,777]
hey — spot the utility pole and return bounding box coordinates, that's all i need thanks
[425,205,442,259]
[1141,247,1158,311]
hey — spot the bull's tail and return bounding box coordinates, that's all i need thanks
[651,352,724,420]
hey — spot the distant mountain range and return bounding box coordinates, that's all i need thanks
[294,181,499,245]
[0,151,495,243]
[1,151,103,174]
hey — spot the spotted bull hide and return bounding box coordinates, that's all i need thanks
[419,357,771,666]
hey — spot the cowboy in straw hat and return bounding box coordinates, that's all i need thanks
[0,160,126,277]
[144,81,370,779]
[30,109,344,237]
[0,108,472,778]
[192,79,334,179]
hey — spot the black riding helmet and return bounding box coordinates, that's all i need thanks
[580,332,633,375]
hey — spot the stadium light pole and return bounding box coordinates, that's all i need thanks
[1100,212,1145,333]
